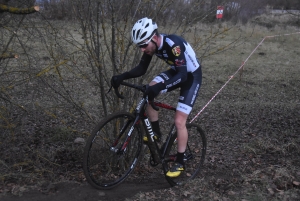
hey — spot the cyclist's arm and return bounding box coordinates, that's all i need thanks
[123,53,152,79]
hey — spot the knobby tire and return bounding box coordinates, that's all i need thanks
[163,123,207,186]
[83,112,143,189]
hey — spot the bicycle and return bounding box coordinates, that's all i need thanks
[83,81,207,189]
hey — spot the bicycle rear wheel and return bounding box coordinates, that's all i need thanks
[83,112,143,189]
[163,123,206,186]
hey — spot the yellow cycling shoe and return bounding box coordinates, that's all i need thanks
[166,163,185,177]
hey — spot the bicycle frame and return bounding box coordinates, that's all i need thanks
[113,93,177,165]
[111,81,192,165]
[84,81,207,189]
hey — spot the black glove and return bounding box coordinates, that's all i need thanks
[111,73,129,88]
[144,82,165,101]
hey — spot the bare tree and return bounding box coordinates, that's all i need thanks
[0,0,39,60]
[0,0,255,184]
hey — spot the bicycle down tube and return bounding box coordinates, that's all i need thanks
[119,81,179,164]
[136,97,161,164]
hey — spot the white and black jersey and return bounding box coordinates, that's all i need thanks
[126,34,202,114]
[156,34,199,73]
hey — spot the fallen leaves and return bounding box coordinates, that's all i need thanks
[292,181,300,186]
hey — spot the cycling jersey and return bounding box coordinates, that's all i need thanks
[156,34,199,73]
[126,34,202,114]
[126,34,200,90]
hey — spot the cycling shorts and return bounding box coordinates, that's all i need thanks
[152,66,202,114]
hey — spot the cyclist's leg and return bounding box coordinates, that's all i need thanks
[176,66,202,152]
[165,110,189,178]
[174,110,188,153]
[166,67,202,177]
[146,70,177,137]
[145,80,161,141]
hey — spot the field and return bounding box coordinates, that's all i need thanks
[1,13,300,201]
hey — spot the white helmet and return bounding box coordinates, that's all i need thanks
[131,17,158,44]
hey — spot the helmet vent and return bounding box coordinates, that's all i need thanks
[136,30,140,39]
[145,23,149,28]
[141,32,147,39]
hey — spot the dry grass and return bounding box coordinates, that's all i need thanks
[0,13,299,200]
[127,15,300,201]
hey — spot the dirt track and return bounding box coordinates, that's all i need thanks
[1,179,171,201]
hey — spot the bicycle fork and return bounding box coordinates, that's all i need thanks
[109,98,151,156]
[109,116,139,154]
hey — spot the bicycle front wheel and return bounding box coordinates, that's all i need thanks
[83,112,143,189]
[163,123,207,186]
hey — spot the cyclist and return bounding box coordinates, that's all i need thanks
[111,17,202,178]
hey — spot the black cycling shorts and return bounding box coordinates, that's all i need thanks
[152,66,202,114]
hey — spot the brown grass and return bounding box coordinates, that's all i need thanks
[128,15,300,201]
[0,13,299,200]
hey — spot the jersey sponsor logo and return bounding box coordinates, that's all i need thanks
[191,84,199,104]
[172,46,181,56]
[175,59,185,66]
[163,54,168,57]
[179,105,188,111]
[173,78,181,85]
[177,103,192,114]
[166,83,172,88]
[166,78,181,88]
[166,38,175,47]
[188,54,197,67]
[160,73,169,80]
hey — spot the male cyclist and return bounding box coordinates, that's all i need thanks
[111,17,202,177]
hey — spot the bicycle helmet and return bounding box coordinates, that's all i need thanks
[131,17,158,44]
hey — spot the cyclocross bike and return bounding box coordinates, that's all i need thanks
[83,81,207,189]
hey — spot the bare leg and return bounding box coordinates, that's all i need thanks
[147,80,189,151]
[174,110,188,153]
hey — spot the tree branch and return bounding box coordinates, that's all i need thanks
[0,4,39,14]
[0,53,18,60]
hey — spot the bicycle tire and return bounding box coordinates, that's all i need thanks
[83,111,143,189]
[163,123,206,186]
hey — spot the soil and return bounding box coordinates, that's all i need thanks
[1,180,171,201]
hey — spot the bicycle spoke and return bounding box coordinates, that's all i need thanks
[83,112,142,189]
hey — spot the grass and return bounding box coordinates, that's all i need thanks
[128,15,300,201]
[0,12,300,200]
